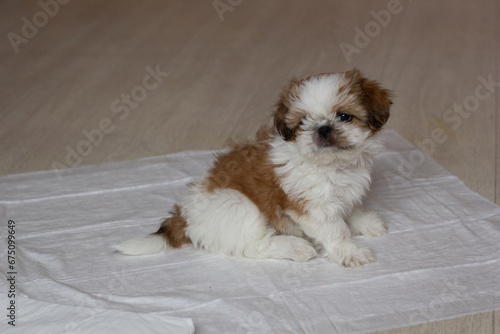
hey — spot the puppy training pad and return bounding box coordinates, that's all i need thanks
[1,130,499,333]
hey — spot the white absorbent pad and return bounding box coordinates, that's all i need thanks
[0,130,499,333]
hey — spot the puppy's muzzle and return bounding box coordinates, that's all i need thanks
[317,125,333,139]
[315,124,353,150]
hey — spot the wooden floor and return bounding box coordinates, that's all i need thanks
[1,0,498,332]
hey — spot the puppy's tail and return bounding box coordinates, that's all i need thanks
[113,204,191,256]
[113,234,168,256]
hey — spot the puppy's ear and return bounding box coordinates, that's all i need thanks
[346,68,392,131]
[274,77,302,141]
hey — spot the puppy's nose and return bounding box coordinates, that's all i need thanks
[317,125,332,139]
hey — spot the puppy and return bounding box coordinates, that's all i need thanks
[115,68,392,267]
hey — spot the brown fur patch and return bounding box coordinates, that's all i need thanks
[274,78,304,141]
[204,127,305,234]
[344,68,392,131]
[155,204,191,248]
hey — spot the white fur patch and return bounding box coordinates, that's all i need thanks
[182,185,271,256]
[293,75,346,120]
[270,135,375,219]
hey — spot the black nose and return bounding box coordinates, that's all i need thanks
[317,125,332,139]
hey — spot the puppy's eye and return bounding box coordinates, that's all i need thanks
[338,113,353,122]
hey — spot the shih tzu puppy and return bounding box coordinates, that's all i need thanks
[115,68,392,267]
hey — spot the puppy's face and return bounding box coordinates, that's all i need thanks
[274,69,392,160]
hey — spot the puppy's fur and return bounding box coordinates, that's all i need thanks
[115,69,392,267]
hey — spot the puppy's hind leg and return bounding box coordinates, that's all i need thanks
[184,187,316,261]
[243,234,318,262]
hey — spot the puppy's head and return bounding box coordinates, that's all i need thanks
[273,68,392,159]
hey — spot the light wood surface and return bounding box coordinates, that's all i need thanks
[1,0,498,333]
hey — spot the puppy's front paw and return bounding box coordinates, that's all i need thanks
[328,241,374,267]
[348,210,388,238]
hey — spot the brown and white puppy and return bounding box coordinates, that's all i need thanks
[115,68,392,267]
